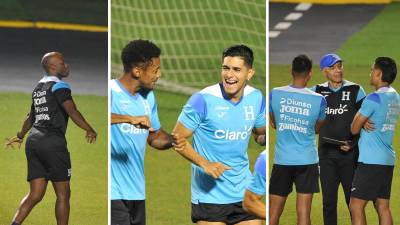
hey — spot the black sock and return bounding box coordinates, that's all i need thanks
[11,222,21,225]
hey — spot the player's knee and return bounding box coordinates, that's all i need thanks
[268,216,279,225]
[349,202,363,215]
[296,205,310,216]
[56,189,71,202]
[374,201,390,213]
[28,192,45,204]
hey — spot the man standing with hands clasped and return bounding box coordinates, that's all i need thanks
[311,53,366,225]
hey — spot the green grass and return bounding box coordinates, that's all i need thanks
[0,93,107,225]
[144,89,265,224]
[269,4,400,224]
[337,2,400,66]
[0,0,107,25]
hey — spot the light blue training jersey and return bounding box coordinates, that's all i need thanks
[110,79,161,200]
[248,150,266,196]
[358,86,400,165]
[178,83,266,204]
[270,85,327,165]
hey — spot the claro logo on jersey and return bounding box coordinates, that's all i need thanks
[214,126,252,140]
[326,104,348,115]
[120,123,147,135]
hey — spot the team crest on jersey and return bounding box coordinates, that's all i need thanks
[243,106,255,121]
[342,91,351,101]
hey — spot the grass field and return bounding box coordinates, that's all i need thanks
[0,93,107,225]
[269,2,400,225]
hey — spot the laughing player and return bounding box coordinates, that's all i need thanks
[173,45,266,225]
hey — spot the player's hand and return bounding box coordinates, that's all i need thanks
[256,134,266,146]
[4,136,23,150]
[201,161,231,179]
[86,129,97,144]
[363,119,374,132]
[171,132,186,151]
[340,140,353,152]
[130,116,153,131]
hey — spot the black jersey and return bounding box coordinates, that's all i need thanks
[314,80,365,159]
[29,76,72,137]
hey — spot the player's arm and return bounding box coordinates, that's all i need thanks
[253,97,266,146]
[111,113,153,130]
[52,83,96,143]
[315,97,327,134]
[147,128,185,151]
[351,112,369,135]
[355,86,376,131]
[172,122,231,179]
[243,190,266,219]
[5,107,34,149]
[253,126,266,146]
[17,108,34,139]
[352,93,380,135]
[269,112,276,129]
[62,99,97,143]
[315,119,325,134]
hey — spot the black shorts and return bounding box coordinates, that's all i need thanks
[191,202,258,224]
[25,135,71,182]
[351,163,394,201]
[269,163,320,197]
[111,200,145,225]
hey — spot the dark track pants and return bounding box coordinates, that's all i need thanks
[319,158,356,225]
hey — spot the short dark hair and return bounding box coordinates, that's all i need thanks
[374,57,397,84]
[121,39,161,73]
[292,54,312,76]
[222,45,254,67]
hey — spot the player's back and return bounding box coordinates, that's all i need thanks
[30,76,70,138]
[358,86,400,165]
[270,85,326,165]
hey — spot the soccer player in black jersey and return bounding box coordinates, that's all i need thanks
[311,53,366,225]
[5,52,97,225]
